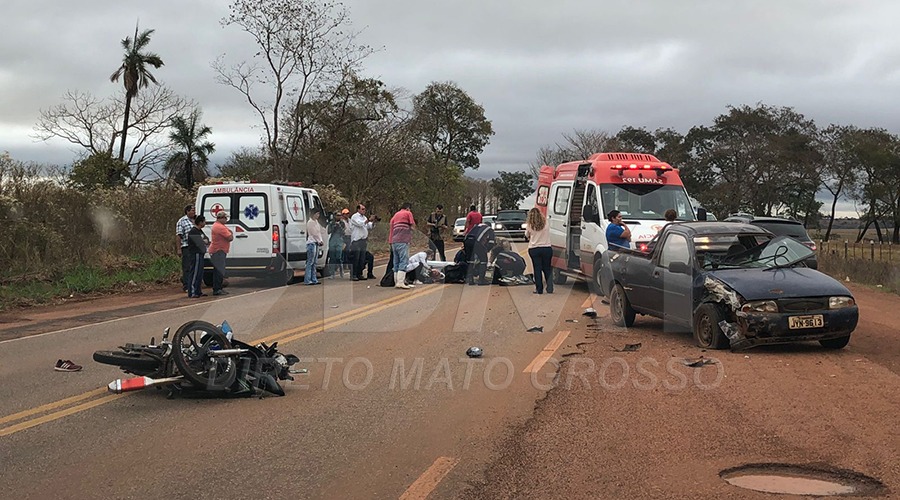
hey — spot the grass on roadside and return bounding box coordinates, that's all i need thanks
[0,256,180,311]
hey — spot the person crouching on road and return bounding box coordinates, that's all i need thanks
[390,202,416,289]
[525,208,553,294]
[405,248,435,285]
[606,210,632,250]
[186,215,208,298]
[305,209,324,285]
[209,211,234,295]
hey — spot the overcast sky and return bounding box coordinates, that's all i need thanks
[3,0,899,216]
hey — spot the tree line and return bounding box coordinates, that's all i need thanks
[533,104,900,243]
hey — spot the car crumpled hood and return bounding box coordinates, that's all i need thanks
[706,268,852,301]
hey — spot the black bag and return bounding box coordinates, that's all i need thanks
[380,252,395,287]
[442,263,467,284]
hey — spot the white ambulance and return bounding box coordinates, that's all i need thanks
[195,182,329,285]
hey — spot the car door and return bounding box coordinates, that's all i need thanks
[282,191,307,263]
[579,182,603,270]
[546,182,572,264]
[654,233,694,326]
[234,191,271,259]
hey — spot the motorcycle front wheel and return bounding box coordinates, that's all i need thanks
[172,320,237,391]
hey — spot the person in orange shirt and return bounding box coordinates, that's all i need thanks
[209,211,234,295]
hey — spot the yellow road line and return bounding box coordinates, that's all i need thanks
[0,286,448,438]
[0,387,108,426]
[0,394,124,437]
[399,456,459,500]
[581,294,597,309]
[523,330,571,374]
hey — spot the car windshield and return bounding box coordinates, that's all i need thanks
[752,221,810,240]
[600,184,696,221]
[696,235,815,270]
[496,211,526,221]
[454,218,466,227]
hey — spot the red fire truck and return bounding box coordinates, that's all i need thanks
[535,152,700,293]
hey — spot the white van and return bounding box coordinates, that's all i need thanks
[195,182,329,285]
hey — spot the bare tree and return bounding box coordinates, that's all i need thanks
[35,85,193,183]
[214,0,373,180]
[529,129,616,177]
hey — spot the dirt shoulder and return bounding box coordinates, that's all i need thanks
[470,283,900,499]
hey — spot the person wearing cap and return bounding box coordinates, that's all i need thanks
[209,211,234,296]
[175,204,196,292]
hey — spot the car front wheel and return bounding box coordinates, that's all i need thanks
[693,303,730,349]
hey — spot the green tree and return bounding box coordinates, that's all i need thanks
[109,23,164,166]
[491,170,533,210]
[217,147,272,181]
[411,81,494,170]
[69,152,129,189]
[164,109,215,189]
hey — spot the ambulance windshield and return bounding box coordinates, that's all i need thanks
[599,184,695,221]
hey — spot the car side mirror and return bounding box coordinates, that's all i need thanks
[697,207,707,221]
[668,262,691,275]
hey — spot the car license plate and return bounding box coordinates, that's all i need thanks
[788,314,824,329]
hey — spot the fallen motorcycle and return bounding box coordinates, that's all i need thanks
[93,320,301,397]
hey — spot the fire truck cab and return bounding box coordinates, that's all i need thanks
[535,152,698,294]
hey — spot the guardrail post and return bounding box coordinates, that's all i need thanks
[871,240,875,261]
[844,240,848,259]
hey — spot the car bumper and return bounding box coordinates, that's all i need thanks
[729,306,858,349]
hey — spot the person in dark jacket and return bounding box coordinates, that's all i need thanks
[186,215,208,298]
[463,223,496,285]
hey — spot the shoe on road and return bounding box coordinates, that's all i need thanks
[54,359,83,372]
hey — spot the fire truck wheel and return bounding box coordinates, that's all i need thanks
[552,268,567,285]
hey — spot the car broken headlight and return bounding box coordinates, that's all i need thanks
[740,300,778,313]
[828,296,856,309]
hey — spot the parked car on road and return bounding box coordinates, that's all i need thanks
[452,217,467,241]
[492,210,528,240]
[602,222,858,350]
[723,215,817,269]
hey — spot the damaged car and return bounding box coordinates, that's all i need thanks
[603,222,858,350]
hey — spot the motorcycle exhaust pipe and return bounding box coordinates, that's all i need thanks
[207,348,249,356]
[108,375,184,394]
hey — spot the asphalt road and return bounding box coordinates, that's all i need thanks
[0,251,594,499]
[2,254,899,499]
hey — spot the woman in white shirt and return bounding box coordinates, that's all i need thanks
[525,208,553,294]
[305,210,324,285]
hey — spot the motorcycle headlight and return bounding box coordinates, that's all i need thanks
[829,296,856,309]
[740,300,778,313]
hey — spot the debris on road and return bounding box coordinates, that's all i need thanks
[54,359,83,372]
[527,326,544,332]
[466,346,483,358]
[682,357,716,367]
[583,308,597,317]
[565,319,579,323]
[330,305,339,308]
[613,343,641,352]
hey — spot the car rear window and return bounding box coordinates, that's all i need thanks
[752,221,810,240]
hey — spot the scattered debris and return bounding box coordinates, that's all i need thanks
[565,319,579,323]
[466,346,483,358]
[613,343,641,352]
[744,355,750,359]
[526,325,544,333]
[600,299,610,305]
[845,276,850,282]
[54,359,83,372]
[330,305,339,308]
[583,308,597,317]
[682,357,716,367]
[289,368,308,374]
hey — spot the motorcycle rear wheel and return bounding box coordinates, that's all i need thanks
[93,350,161,371]
[172,320,237,391]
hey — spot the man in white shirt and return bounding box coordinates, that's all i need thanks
[405,249,434,285]
[349,203,376,281]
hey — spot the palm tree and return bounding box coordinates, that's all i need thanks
[110,23,164,164]
[166,109,215,189]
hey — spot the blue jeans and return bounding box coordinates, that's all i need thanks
[305,242,319,284]
[391,243,409,273]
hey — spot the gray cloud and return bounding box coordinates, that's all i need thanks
[2,0,899,216]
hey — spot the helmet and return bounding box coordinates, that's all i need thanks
[465,346,483,358]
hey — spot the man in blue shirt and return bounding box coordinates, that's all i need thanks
[606,210,632,250]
